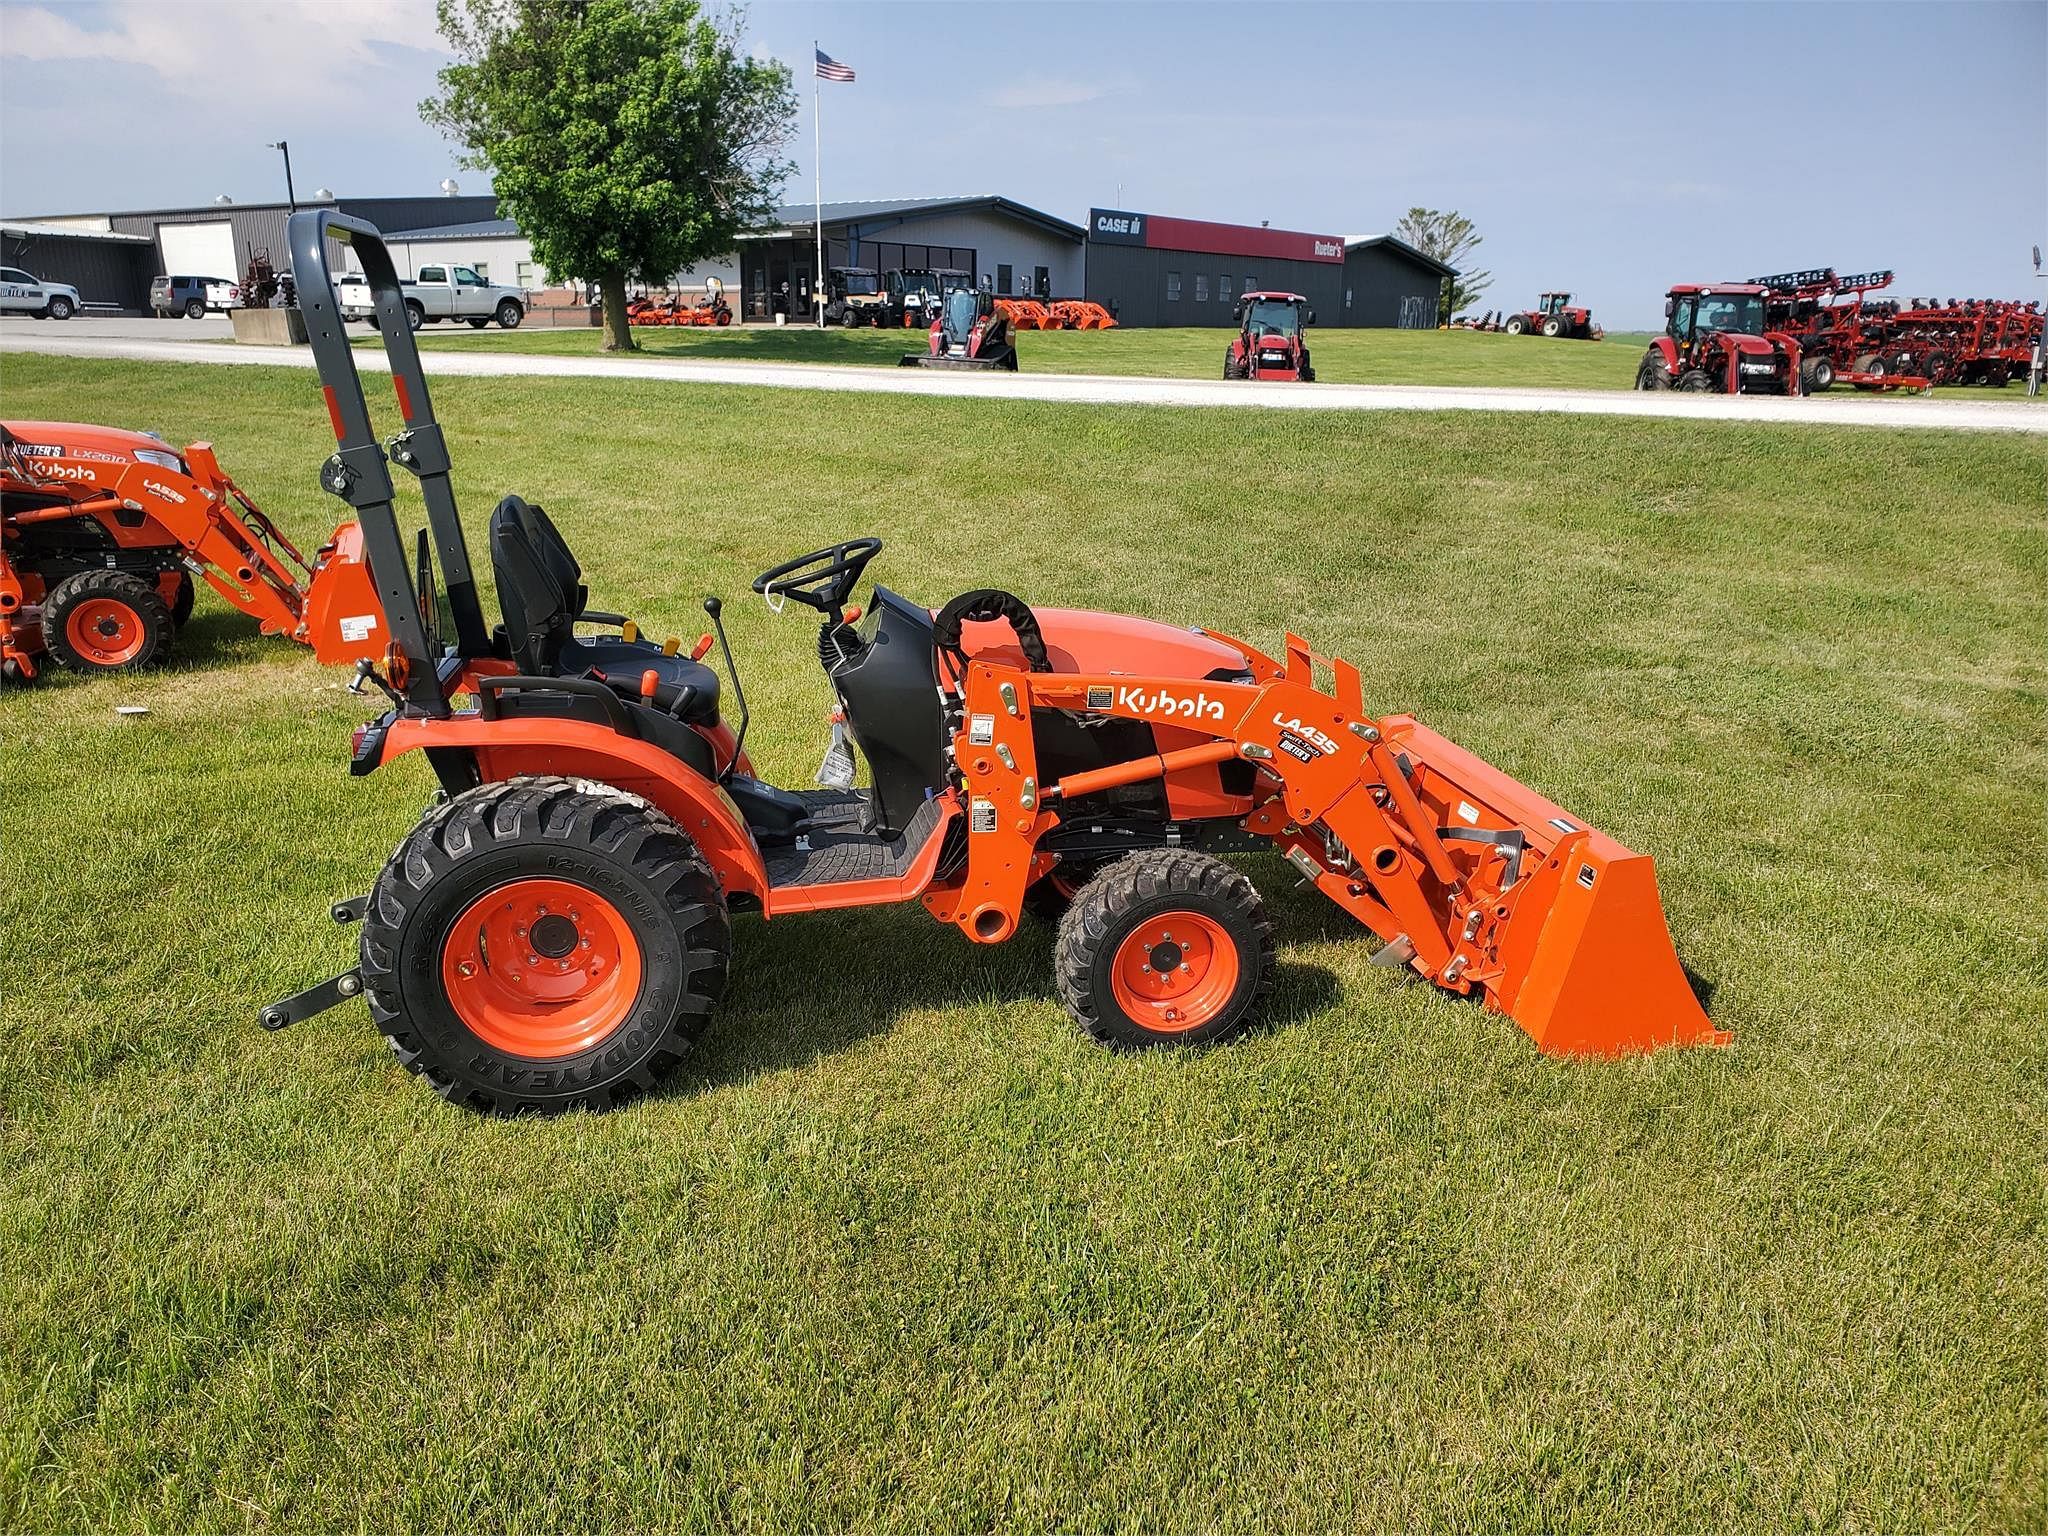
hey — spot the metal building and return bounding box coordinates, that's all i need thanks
[736,196,1085,321]
[1340,236,1454,329]
[0,222,156,311]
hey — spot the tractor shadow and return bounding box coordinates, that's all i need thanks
[663,897,1342,1099]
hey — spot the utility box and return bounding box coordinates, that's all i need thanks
[230,307,309,346]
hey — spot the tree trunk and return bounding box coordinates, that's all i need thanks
[600,270,635,352]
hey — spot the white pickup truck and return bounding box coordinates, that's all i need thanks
[337,262,525,330]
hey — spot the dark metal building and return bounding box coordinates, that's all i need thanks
[1340,236,1454,329]
[0,222,157,310]
[1083,209,1347,329]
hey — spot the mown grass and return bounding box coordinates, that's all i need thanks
[366,320,2045,404]
[2,353,2043,1533]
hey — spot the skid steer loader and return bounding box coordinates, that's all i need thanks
[263,211,1723,1115]
[1,420,382,679]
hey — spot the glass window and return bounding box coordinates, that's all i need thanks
[1,268,27,283]
[1195,274,1210,303]
[1219,274,1230,302]
[1166,271,1182,301]
[516,261,537,288]
[1034,266,1049,297]
[1242,276,1255,294]
[418,266,447,284]
[997,263,1013,295]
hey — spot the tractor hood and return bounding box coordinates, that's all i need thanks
[4,420,177,464]
[957,606,1253,680]
[1717,333,1778,355]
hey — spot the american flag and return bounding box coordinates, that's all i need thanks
[815,48,855,82]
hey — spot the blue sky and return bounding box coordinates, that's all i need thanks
[3,0,2042,326]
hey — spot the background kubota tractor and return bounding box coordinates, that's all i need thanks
[1502,292,1600,339]
[1225,292,1316,381]
[262,210,1723,1118]
[0,420,383,680]
[901,287,1018,371]
[1635,284,1803,395]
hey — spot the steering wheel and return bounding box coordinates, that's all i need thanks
[751,537,882,615]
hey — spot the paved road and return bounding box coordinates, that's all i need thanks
[6,320,2043,434]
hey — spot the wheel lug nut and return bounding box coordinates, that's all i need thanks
[526,953,540,966]
[456,961,476,978]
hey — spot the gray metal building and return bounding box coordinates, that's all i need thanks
[7,195,503,310]
[737,195,1085,320]
[0,222,156,311]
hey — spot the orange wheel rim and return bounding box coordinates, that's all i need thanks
[66,598,145,666]
[1108,912,1239,1033]
[440,878,644,1059]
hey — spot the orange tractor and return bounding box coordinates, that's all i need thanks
[262,211,1724,1115]
[1,420,383,680]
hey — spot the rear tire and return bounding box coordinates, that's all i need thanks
[359,777,730,1115]
[42,569,172,673]
[184,299,205,320]
[1504,314,1528,335]
[1054,849,1274,1050]
[1541,315,1563,337]
[468,317,489,329]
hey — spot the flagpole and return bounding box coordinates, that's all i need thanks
[813,40,824,328]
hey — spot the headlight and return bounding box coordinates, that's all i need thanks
[134,448,184,471]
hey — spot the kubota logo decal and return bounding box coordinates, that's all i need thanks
[30,462,95,482]
[1117,685,1225,721]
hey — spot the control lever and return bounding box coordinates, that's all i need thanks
[703,596,749,783]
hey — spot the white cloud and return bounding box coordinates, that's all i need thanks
[989,76,1122,110]
[0,0,446,106]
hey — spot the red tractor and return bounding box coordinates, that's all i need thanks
[1224,292,1316,381]
[1635,284,1803,395]
[1502,292,1599,339]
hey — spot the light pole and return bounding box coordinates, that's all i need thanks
[266,141,296,210]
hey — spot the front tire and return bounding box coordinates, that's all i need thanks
[496,299,523,329]
[1676,368,1714,392]
[1541,315,1563,337]
[46,296,74,320]
[360,777,730,1115]
[42,569,172,673]
[1504,314,1528,335]
[1054,850,1274,1050]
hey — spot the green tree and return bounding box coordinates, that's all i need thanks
[1393,207,1491,323]
[423,0,795,351]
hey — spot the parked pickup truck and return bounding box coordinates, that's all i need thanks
[337,263,525,330]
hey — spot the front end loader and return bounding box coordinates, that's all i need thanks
[263,210,1722,1116]
[1,420,382,679]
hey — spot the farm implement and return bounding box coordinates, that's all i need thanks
[1,419,381,680]
[995,298,1117,331]
[263,210,1722,1116]
[1754,268,2040,390]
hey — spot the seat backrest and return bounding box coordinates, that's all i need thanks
[490,495,577,674]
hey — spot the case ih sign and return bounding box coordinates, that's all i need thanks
[1088,208,1345,265]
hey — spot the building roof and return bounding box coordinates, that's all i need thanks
[1343,234,1456,278]
[757,195,1085,242]
[0,221,153,243]
[383,217,524,241]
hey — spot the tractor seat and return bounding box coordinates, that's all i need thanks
[488,495,720,725]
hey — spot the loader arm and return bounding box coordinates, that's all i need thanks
[946,638,1724,1058]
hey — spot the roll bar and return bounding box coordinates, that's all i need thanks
[287,209,491,715]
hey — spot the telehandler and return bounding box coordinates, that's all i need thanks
[263,211,1723,1115]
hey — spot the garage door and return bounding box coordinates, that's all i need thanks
[156,221,238,282]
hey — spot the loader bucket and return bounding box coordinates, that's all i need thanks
[298,520,388,667]
[1383,717,1726,1057]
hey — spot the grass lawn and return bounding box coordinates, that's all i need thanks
[365,319,2045,403]
[2,354,2043,1532]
